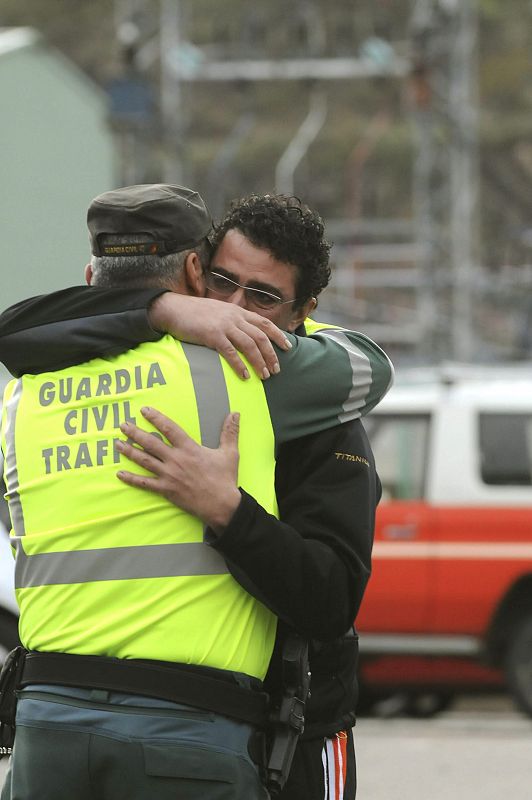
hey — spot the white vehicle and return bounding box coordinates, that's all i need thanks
[0,479,19,659]
[0,381,20,660]
[0,520,17,612]
[359,365,532,716]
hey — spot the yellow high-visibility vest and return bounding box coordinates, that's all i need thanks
[2,327,393,679]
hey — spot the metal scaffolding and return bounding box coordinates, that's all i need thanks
[111,0,480,363]
[410,0,479,361]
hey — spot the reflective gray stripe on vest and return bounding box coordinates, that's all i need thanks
[181,343,230,448]
[317,329,371,422]
[14,540,228,589]
[2,379,26,536]
[182,343,231,545]
[15,344,233,589]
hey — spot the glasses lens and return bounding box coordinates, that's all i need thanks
[206,272,237,296]
[246,289,281,309]
[207,271,283,308]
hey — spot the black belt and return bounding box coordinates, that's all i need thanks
[21,651,270,727]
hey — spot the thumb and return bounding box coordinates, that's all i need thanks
[219,412,240,452]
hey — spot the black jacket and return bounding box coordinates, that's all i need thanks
[0,286,379,737]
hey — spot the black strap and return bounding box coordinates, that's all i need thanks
[21,651,269,727]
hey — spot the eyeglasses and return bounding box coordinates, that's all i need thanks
[204,270,298,310]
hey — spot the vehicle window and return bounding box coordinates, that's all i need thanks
[364,414,430,500]
[479,413,532,486]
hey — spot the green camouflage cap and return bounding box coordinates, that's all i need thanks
[87,183,213,257]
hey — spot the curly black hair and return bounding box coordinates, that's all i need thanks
[211,194,331,307]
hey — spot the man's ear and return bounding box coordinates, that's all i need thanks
[84,264,93,285]
[184,252,206,298]
[286,297,317,333]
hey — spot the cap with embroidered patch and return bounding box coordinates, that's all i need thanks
[87,183,213,257]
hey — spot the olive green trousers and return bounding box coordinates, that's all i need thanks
[1,687,268,800]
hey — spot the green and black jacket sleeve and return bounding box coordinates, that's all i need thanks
[0,286,165,377]
[212,418,378,639]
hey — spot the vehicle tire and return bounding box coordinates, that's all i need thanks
[404,691,453,718]
[0,608,20,664]
[355,681,382,717]
[505,615,532,718]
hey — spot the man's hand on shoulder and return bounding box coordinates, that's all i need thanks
[149,293,292,381]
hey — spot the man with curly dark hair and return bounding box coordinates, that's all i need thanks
[210,194,331,307]
[199,194,321,336]
[0,190,386,800]
[194,194,372,799]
